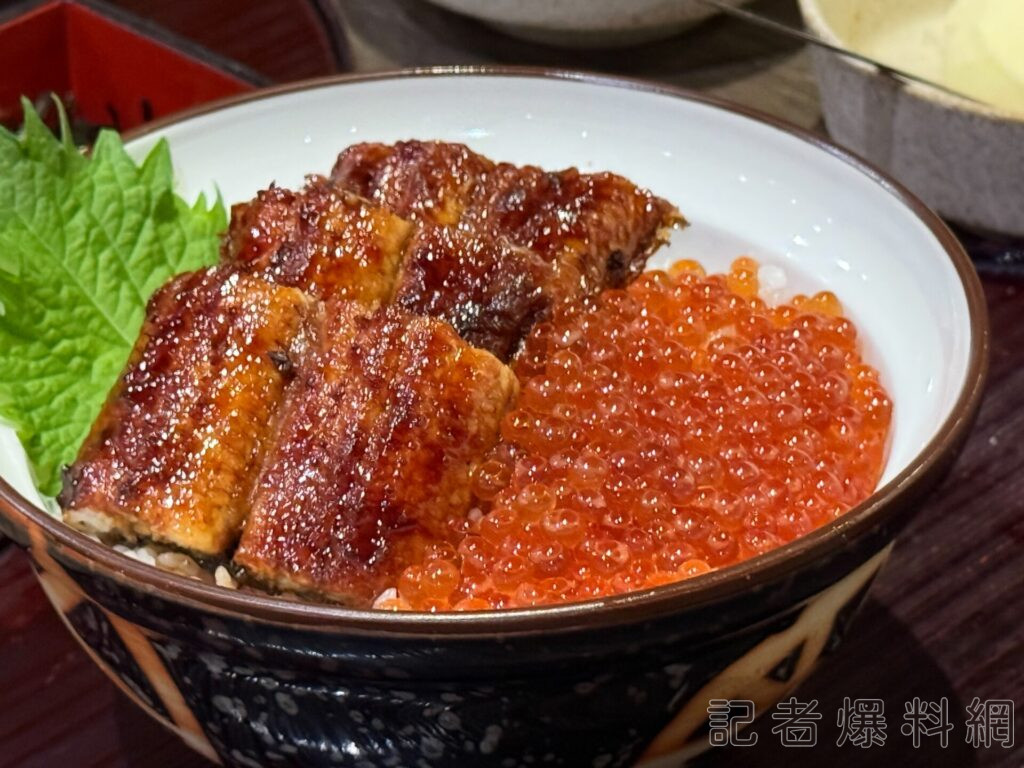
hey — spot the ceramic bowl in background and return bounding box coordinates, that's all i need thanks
[798,0,1024,237]
[0,69,987,768]
[417,0,746,47]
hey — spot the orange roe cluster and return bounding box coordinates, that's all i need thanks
[386,258,892,611]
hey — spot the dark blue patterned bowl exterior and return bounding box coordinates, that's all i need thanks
[0,499,903,768]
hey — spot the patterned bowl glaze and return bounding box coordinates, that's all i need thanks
[0,69,988,768]
[417,0,746,48]
[799,0,1024,237]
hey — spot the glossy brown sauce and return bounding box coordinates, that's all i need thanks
[333,141,681,354]
[234,301,517,603]
[61,267,313,555]
[224,177,412,304]
[393,224,552,360]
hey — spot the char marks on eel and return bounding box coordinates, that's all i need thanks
[333,140,683,358]
[60,266,315,557]
[58,141,683,605]
[234,301,518,606]
[393,225,554,361]
[223,176,413,306]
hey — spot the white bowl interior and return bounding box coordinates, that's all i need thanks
[0,74,973,513]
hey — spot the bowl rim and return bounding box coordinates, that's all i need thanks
[796,0,1024,123]
[0,65,989,636]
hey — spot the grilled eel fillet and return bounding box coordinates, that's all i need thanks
[234,300,518,605]
[225,144,680,360]
[392,225,554,361]
[332,140,683,299]
[60,267,315,557]
[223,176,413,305]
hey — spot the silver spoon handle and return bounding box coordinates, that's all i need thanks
[695,0,983,104]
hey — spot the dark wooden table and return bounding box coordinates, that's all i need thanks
[1,1,1021,766]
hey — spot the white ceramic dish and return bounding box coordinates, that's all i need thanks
[418,0,745,47]
[799,0,1024,236]
[0,68,981,516]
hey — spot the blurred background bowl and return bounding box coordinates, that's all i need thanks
[417,0,748,47]
[798,0,1024,237]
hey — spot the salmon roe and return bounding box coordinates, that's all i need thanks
[390,259,892,611]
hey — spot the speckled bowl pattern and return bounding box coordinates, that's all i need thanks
[418,0,746,47]
[798,0,1024,237]
[0,69,988,768]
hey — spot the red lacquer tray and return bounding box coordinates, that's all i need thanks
[0,0,264,132]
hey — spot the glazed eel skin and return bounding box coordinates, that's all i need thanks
[332,141,682,358]
[226,140,681,360]
[234,301,517,604]
[223,176,413,306]
[60,267,315,556]
[60,141,679,605]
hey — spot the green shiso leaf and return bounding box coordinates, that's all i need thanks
[0,97,226,496]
